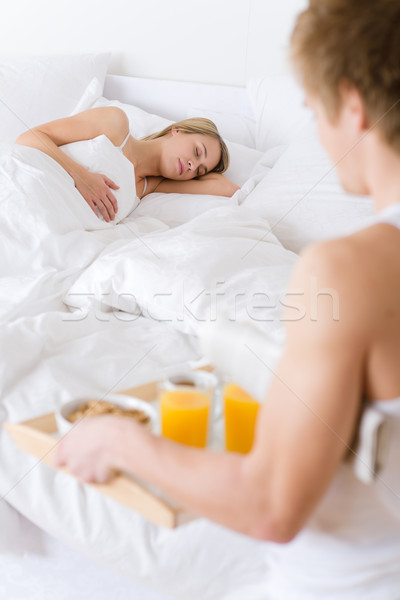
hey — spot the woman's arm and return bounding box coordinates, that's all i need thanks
[146,173,240,198]
[16,107,129,221]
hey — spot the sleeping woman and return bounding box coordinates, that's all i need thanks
[15,107,239,224]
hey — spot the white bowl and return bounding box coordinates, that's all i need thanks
[163,369,218,391]
[55,393,158,436]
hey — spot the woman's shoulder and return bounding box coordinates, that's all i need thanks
[86,106,130,147]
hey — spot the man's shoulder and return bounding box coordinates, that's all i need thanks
[299,222,400,286]
[295,234,363,293]
[286,223,400,339]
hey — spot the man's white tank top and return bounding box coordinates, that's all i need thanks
[266,203,400,599]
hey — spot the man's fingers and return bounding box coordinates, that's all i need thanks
[53,444,65,468]
[95,467,113,484]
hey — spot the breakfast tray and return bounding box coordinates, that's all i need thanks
[4,372,213,529]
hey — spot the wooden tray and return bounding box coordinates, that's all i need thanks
[3,369,213,529]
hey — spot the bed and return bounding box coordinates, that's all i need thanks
[0,53,375,599]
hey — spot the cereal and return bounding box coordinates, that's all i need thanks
[67,399,151,426]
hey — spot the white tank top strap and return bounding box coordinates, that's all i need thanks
[376,202,400,230]
[353,398,400,520]
[118,130,131,151]
[141,176,147,198]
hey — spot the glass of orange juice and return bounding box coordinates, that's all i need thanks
[223,383,260,454]
[159,371,217,448]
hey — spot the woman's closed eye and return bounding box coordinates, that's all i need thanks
[195,148,199,176]
[195,146,206,176]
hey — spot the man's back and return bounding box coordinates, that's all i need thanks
[356,220,400,402]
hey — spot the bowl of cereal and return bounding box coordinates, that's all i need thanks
[55,393,158,436]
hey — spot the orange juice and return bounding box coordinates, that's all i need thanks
[224,383,260,454]
[160,389,211,448]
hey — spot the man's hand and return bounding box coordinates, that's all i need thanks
[54,415,134,484]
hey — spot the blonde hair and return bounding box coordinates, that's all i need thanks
[142,117,229,174]
[290,0,400,153]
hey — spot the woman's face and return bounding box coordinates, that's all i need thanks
[160,129,221,180]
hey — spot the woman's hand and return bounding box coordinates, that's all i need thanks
[74,171,119,222]
[54,415,138,484]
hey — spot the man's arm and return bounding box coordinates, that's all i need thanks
[243,239,367,539]
[55,239,367,542]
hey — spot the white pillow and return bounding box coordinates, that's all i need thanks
[91,96,265,188]
[242,121,375,254]
[0,53,110,143]
[224,141,265,187]
[91,96,171,140]
[247,74,313,152]
[187,106,256,148]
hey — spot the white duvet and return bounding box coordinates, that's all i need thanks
[0,141,295,599]
[65,205,296,339]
